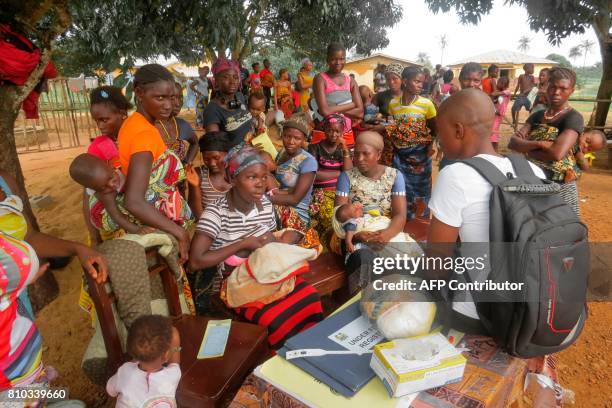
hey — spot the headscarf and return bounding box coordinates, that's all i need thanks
[322,113,346,130]
[385,63,404,79]
[355,131,384,151]
[282,113,311,141]
[212,58,239,77]
[224,144,266,181]
[301,58,312,67]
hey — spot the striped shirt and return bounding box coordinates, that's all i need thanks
[307,142,344,189]
[196,195,276,250]
[199,167,229,210]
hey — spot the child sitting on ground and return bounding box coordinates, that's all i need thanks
[574,129,606,171]
[107,315,181,406]
[359,85,382,124]
[70,153,153,235]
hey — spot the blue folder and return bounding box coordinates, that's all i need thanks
[278,302,383,397]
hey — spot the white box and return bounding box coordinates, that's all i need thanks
[370,333,467,397]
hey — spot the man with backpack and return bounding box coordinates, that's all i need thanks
[427,89,589,358]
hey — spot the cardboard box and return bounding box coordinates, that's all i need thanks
[371,333,467,397]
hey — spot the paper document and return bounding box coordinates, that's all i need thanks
[197,319,231,359]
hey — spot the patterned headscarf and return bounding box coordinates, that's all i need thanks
[224,144,267,181]
[212,58,239,77]
[282,113,312,141]
[322,113,346,130]
[385,63,404,79]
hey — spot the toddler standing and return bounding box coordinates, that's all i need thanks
[107,315,181,407]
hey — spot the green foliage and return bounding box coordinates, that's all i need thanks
[53,0,402,76]
[244,49,318,79]
[575,63,603,79]
[423,0,494,24]
[545,53,572,67]
[425,0,605,45]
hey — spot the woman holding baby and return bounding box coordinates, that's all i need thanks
[334,131,407,294]
[189,144,323,349]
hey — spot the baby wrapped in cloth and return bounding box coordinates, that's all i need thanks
[333,204,423,258]
[221,231,322,308]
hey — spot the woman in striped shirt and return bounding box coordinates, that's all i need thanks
[189,145,323,348]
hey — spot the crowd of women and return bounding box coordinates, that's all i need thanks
[1,39,604,404]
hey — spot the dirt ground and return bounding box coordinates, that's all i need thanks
[19,114,612,407]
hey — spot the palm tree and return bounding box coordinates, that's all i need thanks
[580,39,595,68]
[417,52,430,65]
[439,34,448,65]
[569,46,582,66]
[518,36,531,53]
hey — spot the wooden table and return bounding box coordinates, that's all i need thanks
[174,316,268,407]
[228,333,566,408]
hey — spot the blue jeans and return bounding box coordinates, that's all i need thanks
[392,145,432,220]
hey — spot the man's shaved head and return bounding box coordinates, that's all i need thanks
[437,89,497,159]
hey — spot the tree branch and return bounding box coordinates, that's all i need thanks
[12,48,53,111]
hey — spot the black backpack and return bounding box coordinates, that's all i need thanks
[455,154,590,358]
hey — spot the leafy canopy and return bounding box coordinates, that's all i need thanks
[545,53,573,67]
[425,0,608,45]
[53,0,402,75]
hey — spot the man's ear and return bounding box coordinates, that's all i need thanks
[455,122,465,141]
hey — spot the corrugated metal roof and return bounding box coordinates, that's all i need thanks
[450,49,558,66]
[346,53,422,67]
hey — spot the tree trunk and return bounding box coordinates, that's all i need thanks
[593,17,611,128]
[0,86,39,227]
[0,85,59,313]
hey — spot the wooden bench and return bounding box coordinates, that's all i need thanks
[302,252,347,296]
[85,249,268,407]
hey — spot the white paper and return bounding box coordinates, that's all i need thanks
[328,315,384,353]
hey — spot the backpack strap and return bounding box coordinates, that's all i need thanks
[461,157,509,186]
[506,154,542,183]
